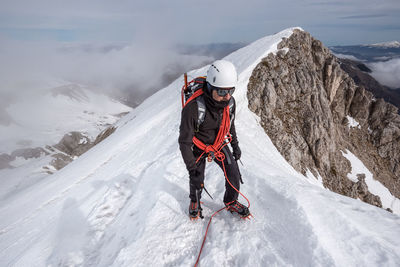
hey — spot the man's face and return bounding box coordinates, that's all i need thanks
[212,89,233,102]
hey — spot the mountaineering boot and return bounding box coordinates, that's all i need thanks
[225,200,251,218]
[189,201,203,220]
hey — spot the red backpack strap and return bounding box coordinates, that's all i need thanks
[183,89,204,108]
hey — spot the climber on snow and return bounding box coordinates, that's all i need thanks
[179,60,250,220]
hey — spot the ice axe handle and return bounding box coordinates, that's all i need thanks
[236,159,244,184]
[184,73,188,90]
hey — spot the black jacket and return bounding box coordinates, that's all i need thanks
[178,88,239,171]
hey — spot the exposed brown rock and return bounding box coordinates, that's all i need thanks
[54,132,92,157]
[0,125,118,172]
[247,29,400,209]
[11,147,49,159]
[93,126,116,146]
[49,153,73,171]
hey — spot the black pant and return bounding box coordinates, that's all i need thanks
[189,146,241,203]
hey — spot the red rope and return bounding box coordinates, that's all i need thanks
[192,105,251,267]
[194,156,251,267]
[194,207,226,266]
[184,89,204,109]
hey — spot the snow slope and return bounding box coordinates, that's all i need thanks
[1,28,399,267]
[342,150,400,213]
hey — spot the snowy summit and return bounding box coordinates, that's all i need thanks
[1,27,399,267]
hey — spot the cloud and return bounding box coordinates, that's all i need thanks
[0,36,214,108]
[340,14,386,19]
[368,58,400,89]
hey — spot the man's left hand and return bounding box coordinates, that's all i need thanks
[232,144,241,161]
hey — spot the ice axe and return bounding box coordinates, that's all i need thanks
[237,159,244,184]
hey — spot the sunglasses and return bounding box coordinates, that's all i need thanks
[216,88,235,96]
[208,83,235,96]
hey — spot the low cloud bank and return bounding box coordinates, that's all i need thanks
[368,58,400,89]
[0,39,213,107]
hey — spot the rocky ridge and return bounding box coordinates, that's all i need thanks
[0,126,117,174]
[247,29,400,210]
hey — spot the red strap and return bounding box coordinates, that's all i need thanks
[192,105,232,162]
[183,89,204,108]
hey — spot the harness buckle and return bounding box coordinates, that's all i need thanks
[207,151,215,162]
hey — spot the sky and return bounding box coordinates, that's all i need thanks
[0,0,399,104]
[1,0,399,46]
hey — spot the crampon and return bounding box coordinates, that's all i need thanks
[189,201,204,221]
[225,200,253,220]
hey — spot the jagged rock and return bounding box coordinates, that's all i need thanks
[50,153,74,170]
[1,126,119,172]
[49,131,93,170]
[49,127,118,170]
[248,29,400,210]
[11,147,49,159]
[54,132,93,157]
[351,174,383,207]
[0,148,49,170]
[93,126,116,146]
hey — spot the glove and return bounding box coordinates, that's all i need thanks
[189,169,203,190]
[232,143,241,161]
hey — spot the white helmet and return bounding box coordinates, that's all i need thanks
[206,60,238,88]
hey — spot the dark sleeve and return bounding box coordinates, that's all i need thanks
[178,101,198,171]
[230,97,239,147]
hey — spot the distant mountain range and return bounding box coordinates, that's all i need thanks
[365,41,400,48]
[330,41,400,62]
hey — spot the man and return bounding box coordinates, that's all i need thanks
[179,60,250,220]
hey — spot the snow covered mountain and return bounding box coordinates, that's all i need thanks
[0,83,131,154]
[330,42,400,62]
[0,84,131,203]
[366,41,400,48]
[1,28,399,267]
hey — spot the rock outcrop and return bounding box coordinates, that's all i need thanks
[0,147,49,170]
[1,126,117,173]
[50,127,116,171]
[247,29,400,209]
